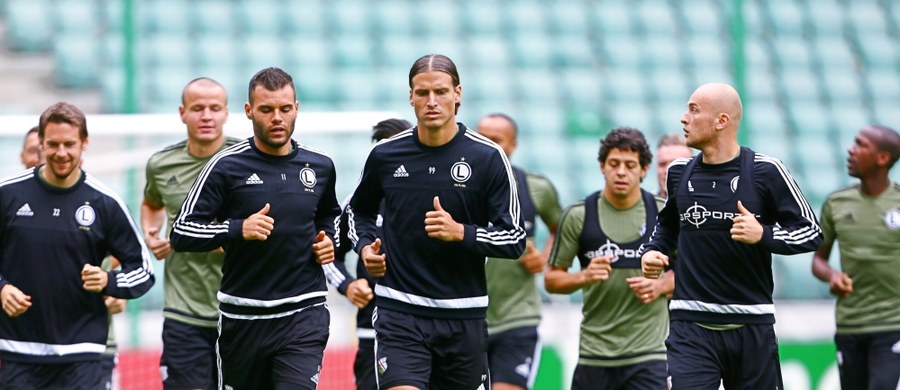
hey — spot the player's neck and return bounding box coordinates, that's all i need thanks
[417,121,458,147]
[187,137,225,158]
[39,165,82,189]
[700,141,740,165]
[603,189,641,210]
[859,174,891,197]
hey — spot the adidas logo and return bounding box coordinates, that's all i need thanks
[393,165,409,178]
[16,203,33,217]
[246,173,264,185]
[165,175,178,187]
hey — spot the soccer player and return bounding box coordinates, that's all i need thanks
[0,102,155,388]
[347,54,526,390]
[170,67,341,389]
[655,133,692,200]
[19,126,40,169]
[476,112,562,390]
[641,83,822,388]
[545,127,668,389]
[811,125,900,390]
[142,77,239,389]
[20,123,128,389]
[326,117,411,390]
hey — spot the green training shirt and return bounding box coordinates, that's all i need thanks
[549,193,668,367]
[486,172,562,334]
[820,183,900,335]
[144,138,239,328]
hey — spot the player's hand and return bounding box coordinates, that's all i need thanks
[518,240,545,274]
[731,200,763,244]
[828,271,853,298]
[362,238,387,277]
[312,231,334,265]
[425,196,464,242]
[1,284,32,317]
[144,226,172,260]
[641,250,668,279]
[104,296,126,315]
[626,276,663,304]
[82,264,109,293]
[243,203,275,241]
[581,255,612,285]
[346,279,374,308]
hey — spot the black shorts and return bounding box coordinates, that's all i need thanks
[217,303,330,390]
[373,307,489,390]
[488,326,541,388]
[835,329,900,390]
[100,353,116,390]
[666,320,783,389]
[0,359,105,389]
[571,360,667,390]
[355,338,377,390]
[160,318,218,390]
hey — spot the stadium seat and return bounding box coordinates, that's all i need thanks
[856,35,899,67]
[239,35,288,76]
[281,0,326,37]
[591,2,634,35]
[678,0,721,35]
[460,1,503,37]
[553,37,596,68]
[333,69,380,110]
[635,1,677,36]
[293,64,337,105]
[371,1,414,37]
[53,0,97,34]
[465,37,512,67]
[190,0,235,36]
[820,68,863,104]
[804,0,844,37]
[465,69,515,107]
[511,32,554,69]
[847,1,889,35]
[830,104,872,140]
[504,1,548,35]
[604,68,647,103]
[331,35,376,68]
[138,0,189,34]
[285,36,332,69]
[194,34,240,72]
[375,36,423,68]
[235,0,282,35]
[766,1,805,36]
[779,68,823,102]
[602,36,642,67]
[547,2,589,36]
[514,70,561,106]
[4,0,52,52]
[864,68,900,101]
[745,69,778,101]
[788,101,831,136]
[772,37,814,68]
[642,36,683,68]
[559,69,603,109]
[414,2,460,36]
[812,36,857,71]
[139,34,191,68]
[647,68,690,101]
[328,0,369,36]
[53,35,100,88]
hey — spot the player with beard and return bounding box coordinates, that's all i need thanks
[641,83,822,388]
[170,67,341,390]
[0,102,155,388]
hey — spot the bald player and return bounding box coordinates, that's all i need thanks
[142,77,239,389]
[477,113,562,390]
[641,83,822,388]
